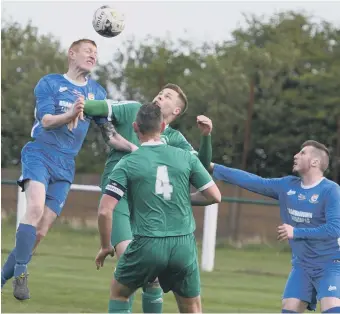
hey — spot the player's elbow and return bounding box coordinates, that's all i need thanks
[98,205,112,218]
[41,114,54,129]
[203,184,222,204]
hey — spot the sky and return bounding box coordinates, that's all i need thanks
[2,1,340,64]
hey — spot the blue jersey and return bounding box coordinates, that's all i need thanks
[31,74,107,157]
[213,165,340,272]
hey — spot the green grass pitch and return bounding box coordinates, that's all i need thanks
[1,221,308,313]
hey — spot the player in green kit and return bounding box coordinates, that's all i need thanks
[95,103,221,313]
[84,84,212,313]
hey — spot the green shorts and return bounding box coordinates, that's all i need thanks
[102,166,133,247]
[114,233,200,298]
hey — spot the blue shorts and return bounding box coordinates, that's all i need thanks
[283,260,340,311]
[17,142,75,216]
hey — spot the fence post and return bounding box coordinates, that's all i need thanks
[16,186,27,230]
[201,203,218,272]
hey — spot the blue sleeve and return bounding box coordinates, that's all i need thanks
[34,77,55,120]
[213,164,283,199]
[294,186,340,240]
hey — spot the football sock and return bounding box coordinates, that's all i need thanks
[323,307,340,313]
[142,284,163,313]
[14,223,36,277]
[1,248,16,287]
[108,299,130,313]
[281,310,297,313]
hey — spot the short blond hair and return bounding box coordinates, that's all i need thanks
[69,39,97,51]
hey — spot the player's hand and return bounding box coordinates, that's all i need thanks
[67,97,85,130]
[130,144,139,152]
[95,246,115,270]
[70,96,85,118]
[197,115,212,136]
[277,224,294,241]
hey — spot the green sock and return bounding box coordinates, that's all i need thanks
[128,293,135,312]
[108,299,130,313]
[142,287,163,313]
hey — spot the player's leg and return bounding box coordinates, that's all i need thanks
[109,277,136,313]
[32,205,58,253]
[173,293,202,313]
[11,180,46,300]
[282,266,314,313]
[111,237,165,313]
[142,279,163,313]
[159,234,201,313]
[317,260,340,313]
[1,144,49,292]
[110,198,135,310]
[1,205,57,287]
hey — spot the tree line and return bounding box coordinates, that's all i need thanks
[1,11,339,182]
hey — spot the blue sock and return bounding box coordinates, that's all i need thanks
[323,307,340,313]
[282,310,297,313]
[1,248,17,287]
[14,223,36,277]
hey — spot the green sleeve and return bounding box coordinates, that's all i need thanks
[84,100,141,124]
[107,100,141,125]
[197,134,212,169]
[108,158,129,189]
[189,154,214,191]
[84,100,108,117]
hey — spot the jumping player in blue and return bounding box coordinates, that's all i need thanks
[1,39,136,301]
[211,140,340,313]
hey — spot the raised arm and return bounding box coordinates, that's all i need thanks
[211,163,282,199]
[87,99,140,152]
[35,78,82,129]
[196,115,212,169]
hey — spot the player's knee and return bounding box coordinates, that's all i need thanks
[282,298,307,312]
[175,294,201,313]
[22,204,44,226]
[320,297,340,313]
[143,278,160,291]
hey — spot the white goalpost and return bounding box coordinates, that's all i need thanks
[16,185,219,272]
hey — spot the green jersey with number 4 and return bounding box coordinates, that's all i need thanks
[107,143,213,237]
[101,101,198,192]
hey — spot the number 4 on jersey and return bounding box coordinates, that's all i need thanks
[155,166,173,200]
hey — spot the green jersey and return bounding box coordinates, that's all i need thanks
[105,100,142,165]
[105,142,213,237]
[101,101,198,191]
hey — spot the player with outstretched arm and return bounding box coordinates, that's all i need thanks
[210,140,340,313]
[1,39,135,301]
[83,83,212,313]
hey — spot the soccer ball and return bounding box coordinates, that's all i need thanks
[92,5,125,38]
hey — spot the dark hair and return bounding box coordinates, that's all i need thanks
[136,103,163,135]
[162,83,188,114]
[301,140,330,171]
[69,39,97,50]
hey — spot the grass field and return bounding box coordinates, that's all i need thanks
[2,220,297,313]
